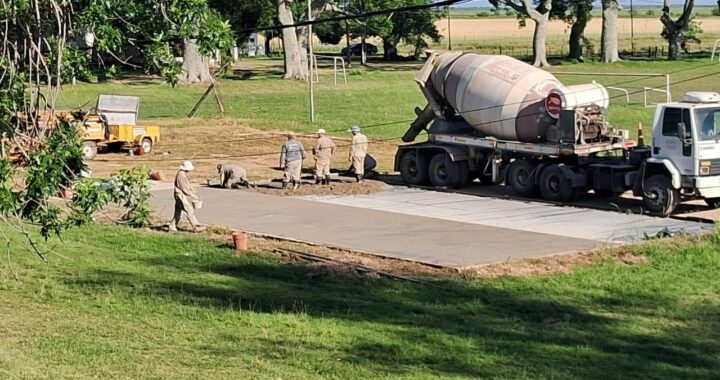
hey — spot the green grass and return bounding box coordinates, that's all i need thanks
[1,224,719,378]
[56,58,720,142]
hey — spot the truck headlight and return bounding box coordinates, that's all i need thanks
[700,160,711,175]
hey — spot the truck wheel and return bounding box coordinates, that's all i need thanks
[705,198,720,209]
[399,151,429,185]
[82,141,98,160]
[642,174,679,216]
[507,159,537,197]
[539,164,576,202]
[428,153,468,189]
[141,138,153,154]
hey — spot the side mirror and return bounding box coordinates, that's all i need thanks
[677,122,687,139]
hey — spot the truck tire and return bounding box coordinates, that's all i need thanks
[399,151,429,185]
[83,141,98,160]
[642,174,679,216]
[428,153,468,189]
[141,138,153,154]
[507,159,537,197]
[539,164,576,202]
[705,198,720,209]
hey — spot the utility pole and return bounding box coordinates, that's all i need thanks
[308,0,315,122]
[630,0,635,55]
[447,5,452,50]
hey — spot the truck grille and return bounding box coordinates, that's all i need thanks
[707,159,720,176]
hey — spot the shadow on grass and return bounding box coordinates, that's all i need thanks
[58,248,720,379]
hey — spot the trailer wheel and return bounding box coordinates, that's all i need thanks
[428,153,468,189]
[141,138,153,154]
[705,198,720,209]
[539,164,576,202]
[399,151,429,185]
[507,159,537,197]
[642,174,679,216]
[82,141,98,160]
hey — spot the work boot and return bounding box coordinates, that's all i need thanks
[167,224,178,233]
[293,181,300,190]
[193,224,207,233]
[281,181,289,189]
[356,174,364,183]
[315,177,321,185]
[323,177,329,185]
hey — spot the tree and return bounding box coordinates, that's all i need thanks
[1,1,153,256]
[276,0,308,80]
[661,0,695,60]
[551,0,593,61]
[75,0,233,84]
[601,0,620,63]
[491,0,552,67]
[315,0,440,62]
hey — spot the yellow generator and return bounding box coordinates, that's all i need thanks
[81,95,160,160]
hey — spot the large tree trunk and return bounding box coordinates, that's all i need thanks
[178,39,212,84]
[277,0,307,80]
[661,0,694,60]
[601,0,620,63]
[512,0,551,67]
[383,38,399,61]
[530,15,550,67]
[568,17,588,61]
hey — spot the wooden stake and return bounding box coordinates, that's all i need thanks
[187,82,214,118]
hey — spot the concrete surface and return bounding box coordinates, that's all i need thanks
[150,183,711,267]
[298,187,711,243]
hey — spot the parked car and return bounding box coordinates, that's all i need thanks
[341,43,378,57]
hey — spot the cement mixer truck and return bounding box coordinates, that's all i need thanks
[395,51,720,215]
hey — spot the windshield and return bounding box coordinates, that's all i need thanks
[696,107,720,141]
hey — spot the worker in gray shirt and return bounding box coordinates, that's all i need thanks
[280,133,306,190]
[217,163,249,188]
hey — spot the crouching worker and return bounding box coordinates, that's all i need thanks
[344,154,377,179]
[217,163,249,188]
[168,160,206,233]
[280,133,306,190]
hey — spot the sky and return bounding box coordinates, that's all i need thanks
[453,0,719,8]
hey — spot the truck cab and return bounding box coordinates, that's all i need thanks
[641,91,720,214]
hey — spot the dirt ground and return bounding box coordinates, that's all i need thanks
[87,118,399,196]
[434,17,720,40]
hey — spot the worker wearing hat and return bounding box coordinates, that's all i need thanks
[280,132,306,190]
[168,160,205,232]
[348,125,368,182]
[312,128,336,185]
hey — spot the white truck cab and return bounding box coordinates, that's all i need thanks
[643,91,720,213]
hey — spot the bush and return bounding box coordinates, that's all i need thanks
[646,10,656,16]
[712,8,720,16]
[476,11,490,17]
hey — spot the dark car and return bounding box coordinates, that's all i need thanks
[340,43,378,57]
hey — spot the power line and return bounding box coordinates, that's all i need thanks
[237,0,472,34]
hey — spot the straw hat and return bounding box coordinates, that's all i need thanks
[179,160,195,171]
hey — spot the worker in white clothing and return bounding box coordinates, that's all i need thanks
[348,125,368,183]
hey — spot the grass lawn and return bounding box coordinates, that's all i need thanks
[0,224,719,379]
[56,58,720,143]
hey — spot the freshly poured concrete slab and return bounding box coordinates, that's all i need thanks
[150,186,605,267]
[297,187,712,243]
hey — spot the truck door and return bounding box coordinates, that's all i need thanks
[653,107,694,176]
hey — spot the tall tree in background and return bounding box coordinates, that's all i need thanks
[551,0,593,61]
[315,0,440,61]
[661,0,695,60]
[491,0,553,67]
[276,0,308,80]
[601,0,620,62]
[76,0,233,84]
